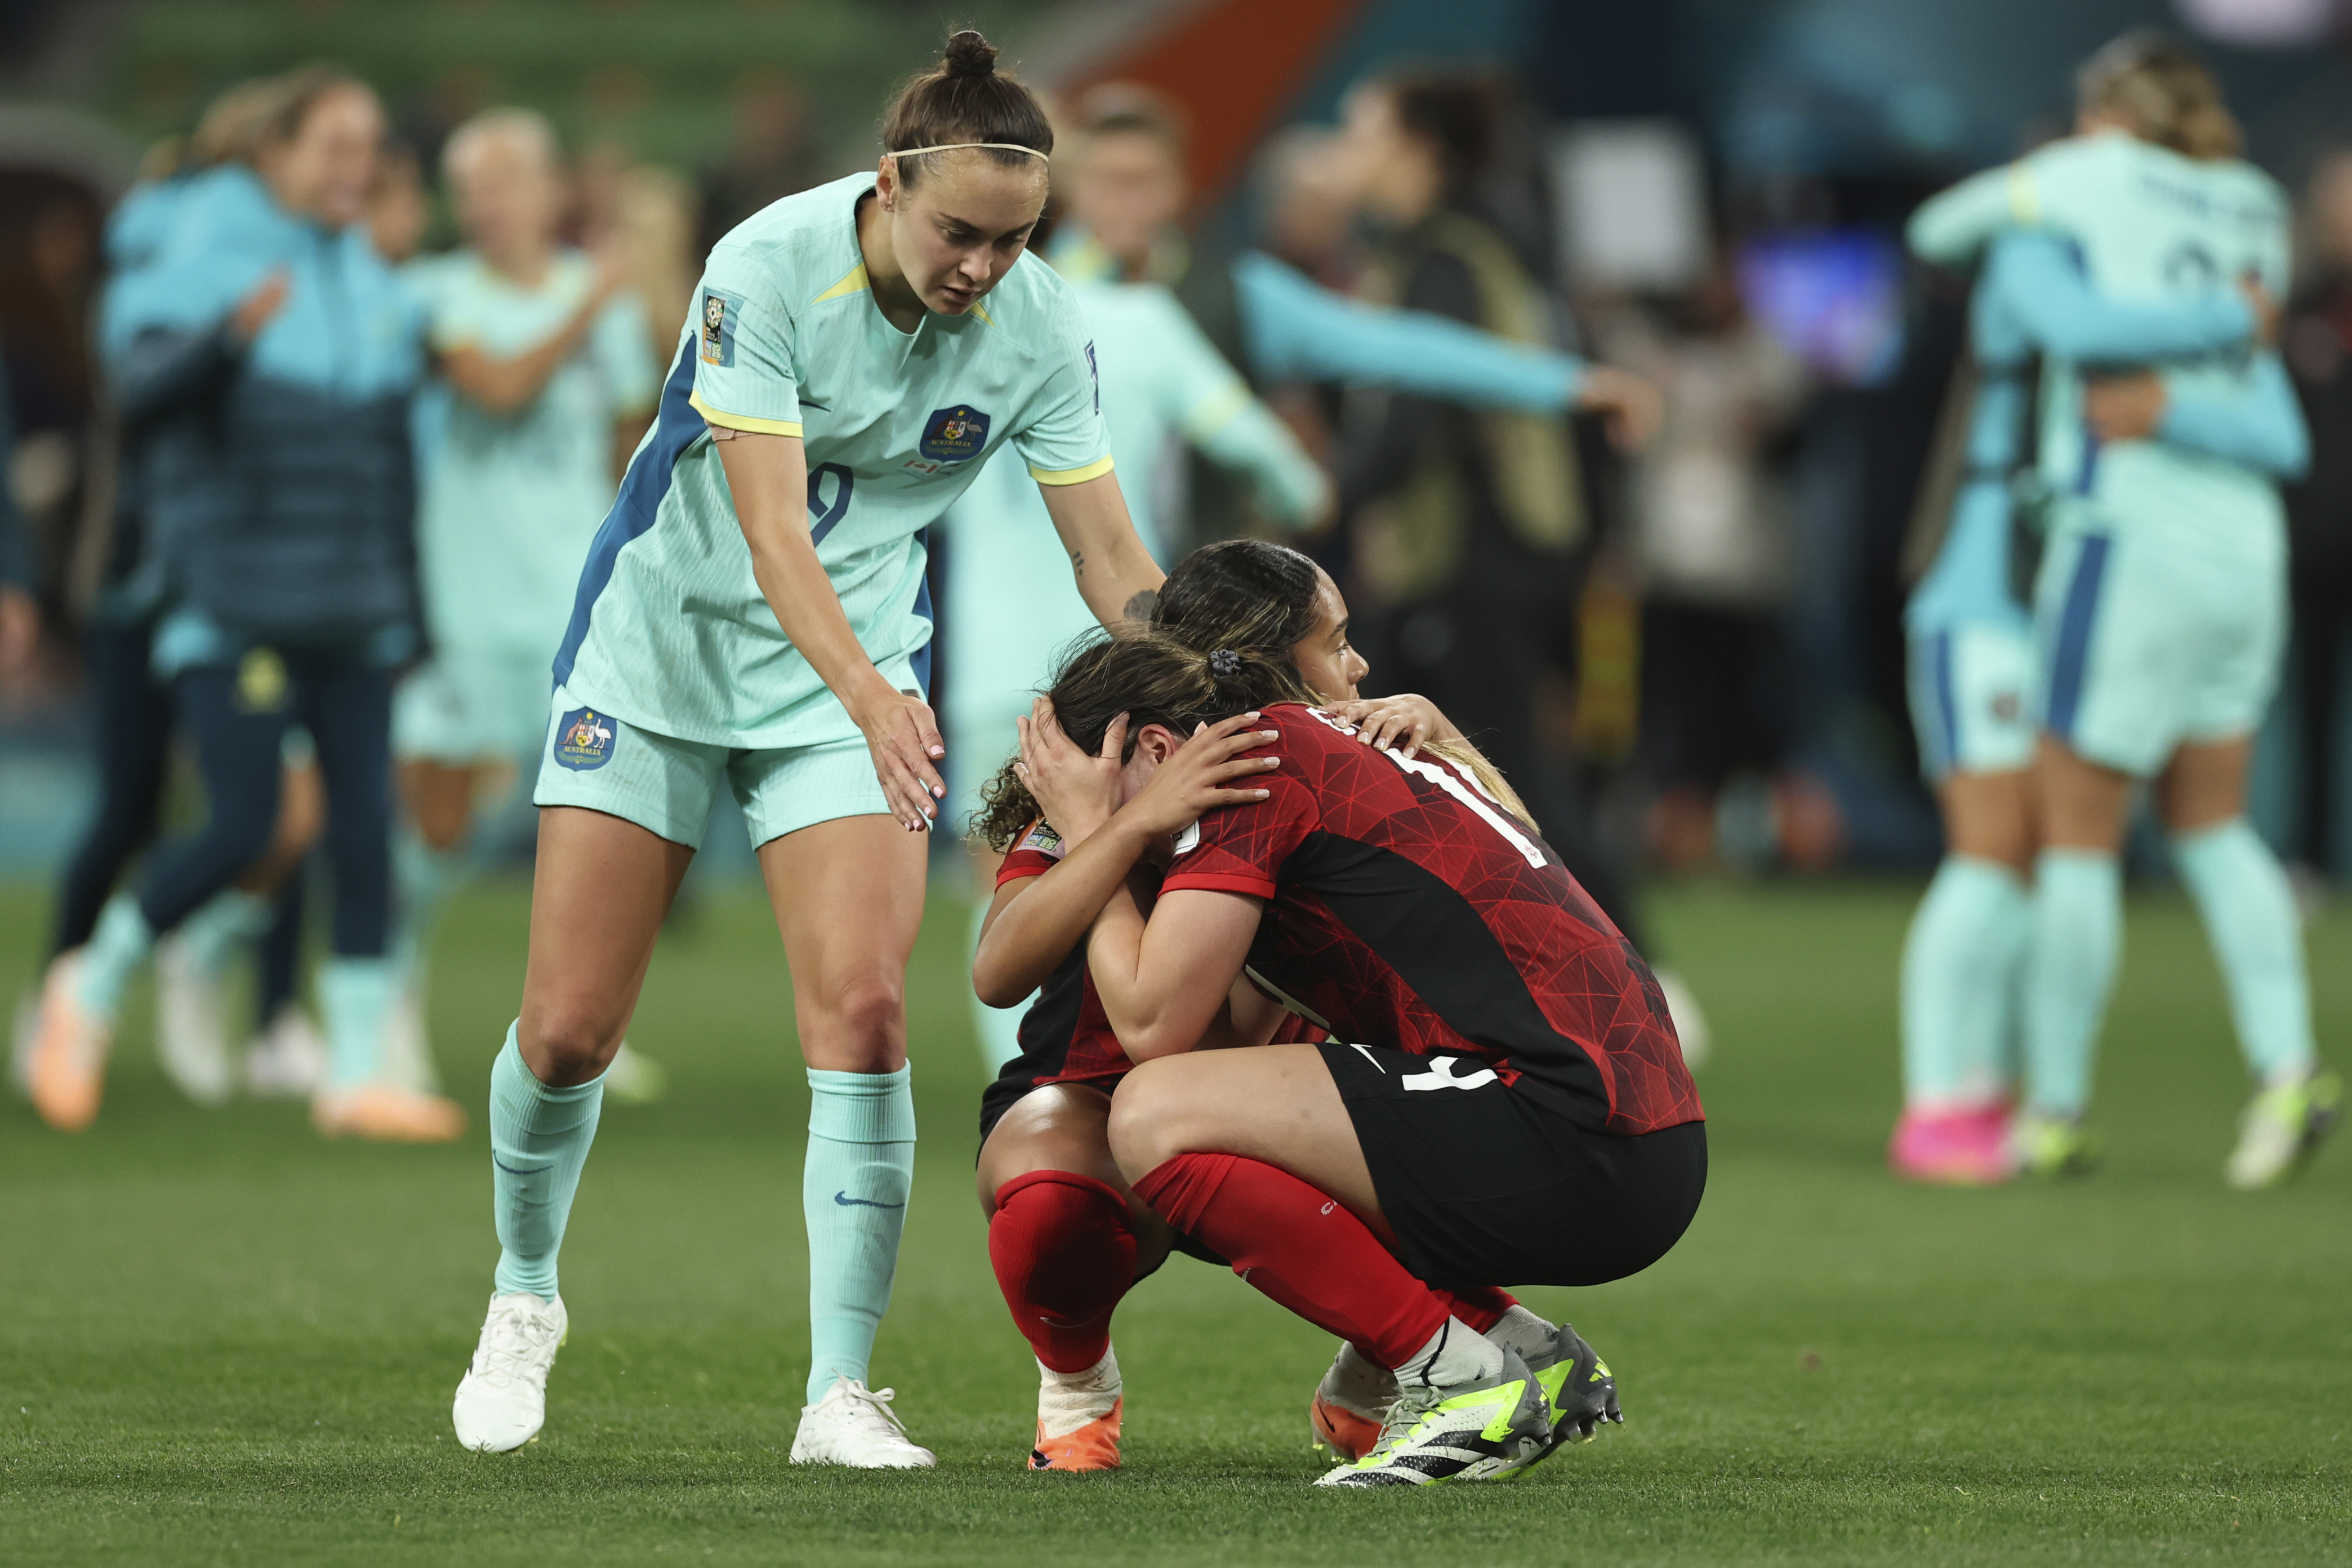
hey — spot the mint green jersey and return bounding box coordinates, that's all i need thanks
[553,172,1112,750]
[407,250,658,662]
[1913,132,2291,560]
[943,278,1326,748]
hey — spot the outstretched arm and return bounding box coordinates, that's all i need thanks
[1037,471,1167,625]
[1233,251,1581,411]
[1985,231,2252,363]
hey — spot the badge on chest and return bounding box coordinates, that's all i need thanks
[917,404,990,464]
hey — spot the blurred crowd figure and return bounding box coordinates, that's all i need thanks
[5,64,701,1135]
[2284,150,2352,884]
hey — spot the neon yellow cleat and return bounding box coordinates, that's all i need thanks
[2226,1068,2341,1191]
[1313,1349,1548,1488]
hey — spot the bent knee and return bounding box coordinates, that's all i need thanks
[521,1010,622,1084]
[1106,1060,1192,1181]
[803,974,906,1059]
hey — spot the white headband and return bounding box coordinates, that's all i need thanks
[889,141,1048,162]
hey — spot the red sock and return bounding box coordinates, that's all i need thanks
[1133,1153,1449,1370]
[1431,1285,1517,1333]
[988,1170,1137,1374]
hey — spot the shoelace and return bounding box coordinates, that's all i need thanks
[1362,1382,1448,1460]
[833,1380,917,1444]
[473,1306,560,1387]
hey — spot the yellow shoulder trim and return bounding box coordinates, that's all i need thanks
[2006,163,2041,226]
[812,262,870,304]
[688,389,803,438]
[1029,454,1115,487]
[969,301,996,326]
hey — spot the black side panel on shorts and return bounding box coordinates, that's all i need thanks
[1284,831,1615,1124]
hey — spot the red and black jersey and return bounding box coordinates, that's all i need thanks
[981,821,1325,1136]
[1158,705,1701,1137]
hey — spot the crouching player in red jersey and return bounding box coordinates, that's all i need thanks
[992,630,1704,1487]
[971,542,1579,1473]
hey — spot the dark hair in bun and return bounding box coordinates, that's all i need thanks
[881,28,1052,189]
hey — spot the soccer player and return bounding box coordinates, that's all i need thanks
[1893,216,2274,1183]
[26,70,447,1139]
[390,109,661,1095]
[446,32,1162,1467]
[972,540,1603,1473]
[1909,32,2335,1187]
[984,626,1700,1486]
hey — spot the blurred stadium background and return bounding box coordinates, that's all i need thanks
[1,3,2349,1563]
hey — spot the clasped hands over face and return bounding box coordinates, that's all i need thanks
[1015,697,1279,848]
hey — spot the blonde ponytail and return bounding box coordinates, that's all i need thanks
[2077,30,2242,162]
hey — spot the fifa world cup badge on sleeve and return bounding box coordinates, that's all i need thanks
[555,707,616,771]
[699,291,736,367]
[918,405,990,463]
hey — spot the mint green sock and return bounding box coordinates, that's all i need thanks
[966,899,1026,1072]
[804,1065,915,1405]
[2023,849,2122,1119]
[1900,855,2028,1108]
[317,956,398,1089]
[2172,818,2316,1086]
[393,831,468,981]
[172,888,275,979]
[489,1023,605,1301]
[74,892,155,1024]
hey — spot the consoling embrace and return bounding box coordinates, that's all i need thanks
[969,539,1708,1486]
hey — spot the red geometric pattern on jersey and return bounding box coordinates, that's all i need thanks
[1157,706,1701,1136]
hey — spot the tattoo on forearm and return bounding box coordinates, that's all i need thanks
[1124,589,1160,622]
[1070,550,1085,577]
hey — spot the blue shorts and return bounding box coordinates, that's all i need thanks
[530,683,888,850]
[1908,621,2035,782]
[2033,527,2284,778]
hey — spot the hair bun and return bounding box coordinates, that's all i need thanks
[943,29,999,78]
[1208,648,1242,679]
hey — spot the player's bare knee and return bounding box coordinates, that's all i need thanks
[1106,1063,1188,1180]
[522,1010,621,1084]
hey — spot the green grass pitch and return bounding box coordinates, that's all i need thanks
[1,875,2346,1565]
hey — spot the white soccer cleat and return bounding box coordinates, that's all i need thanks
[2225,1068,2341,1191]
[379,987,443,1095]
[453,1291,568,1453]
[153,935,237,1106]
[1655,966,1711,1070]
[790,1376,937,1469]
[246,1005,327,1098]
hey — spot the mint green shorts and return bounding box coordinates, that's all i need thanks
[2033,527,2285,778]
[393,652,552,765]
[530,684,888,849]
[1909,620,2035,781]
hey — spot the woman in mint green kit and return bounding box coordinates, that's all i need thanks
[447,33,1163,1466]
[1910,33,2333,1189]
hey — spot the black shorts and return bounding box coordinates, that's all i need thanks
[1318,1041,1706,1290]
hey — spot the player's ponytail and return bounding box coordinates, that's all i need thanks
[2076,30,2243,162]
[881,28,1053,190]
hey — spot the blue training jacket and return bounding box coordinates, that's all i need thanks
[106,164,422,644]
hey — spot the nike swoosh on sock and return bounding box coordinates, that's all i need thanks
[833,1190,906,1209]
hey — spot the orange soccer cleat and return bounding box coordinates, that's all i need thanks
[28,952,111,1132]
[313,1083,468,1142]
[1029,1396,1121,1472]
[1311,1389,1384,1463]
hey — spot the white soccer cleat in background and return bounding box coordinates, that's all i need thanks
[1656,966,1711,1070]
[153,935,237,1106]
[790,1376,937,1469]
[245,1005,327,1098]
[453,1291,568,1453]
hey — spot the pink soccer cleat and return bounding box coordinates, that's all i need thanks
[1887,1105,2012,1186]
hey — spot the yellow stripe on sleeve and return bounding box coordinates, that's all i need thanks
[688,389,803,438]
[1028,454,1116,487]
[2007,163,2041,225]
